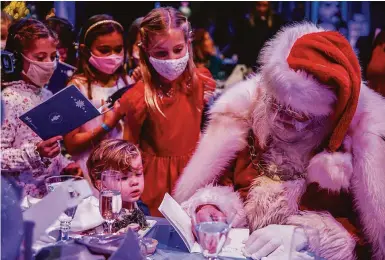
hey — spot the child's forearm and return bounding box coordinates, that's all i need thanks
[64,124,113,155]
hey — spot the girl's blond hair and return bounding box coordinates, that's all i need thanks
[86,139,141,188]
[138,7,199,115]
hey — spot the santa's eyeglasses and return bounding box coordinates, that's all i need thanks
[267,98,310,122]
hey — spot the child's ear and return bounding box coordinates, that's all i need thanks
[79,44,89,56]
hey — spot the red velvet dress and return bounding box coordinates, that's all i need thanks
[120,68,215,216]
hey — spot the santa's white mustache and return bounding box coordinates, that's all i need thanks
[270,112,312,132]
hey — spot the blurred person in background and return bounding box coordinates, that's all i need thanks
[126,17,143,83]
[317,1,348,38]
[367,29,385,97]
[44,16,76,66]
[192,28,224,80]
[233,1,285,70]
[356,28,383,81]
[44,16,77,94]
[1,11,13,50]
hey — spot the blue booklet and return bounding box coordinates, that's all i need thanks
[47,61,77,94]
[19,85,101,140]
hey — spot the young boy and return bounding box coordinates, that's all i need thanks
[86,139,150,218]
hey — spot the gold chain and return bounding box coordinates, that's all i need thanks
[247,130,265,177]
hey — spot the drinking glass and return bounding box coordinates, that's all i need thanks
[289,225,320,260]
[99,170,122,235]
[194,215,231,260]
[45,175,83,242]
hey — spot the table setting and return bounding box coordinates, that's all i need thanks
[16,173,322,260]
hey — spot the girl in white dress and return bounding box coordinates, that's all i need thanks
[1,19,74,198]
[64,15,136,191]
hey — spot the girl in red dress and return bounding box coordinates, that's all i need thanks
[120,7,216,216]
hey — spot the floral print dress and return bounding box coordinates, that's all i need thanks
[1,80,72,198]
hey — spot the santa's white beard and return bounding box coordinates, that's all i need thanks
[252,101,331,180]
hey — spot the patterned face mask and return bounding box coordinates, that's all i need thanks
[149,51,189,81]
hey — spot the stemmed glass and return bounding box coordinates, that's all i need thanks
[45,175,83,242]
[99,170,122,235]
[193,214,233,260]
[289,225,320,260]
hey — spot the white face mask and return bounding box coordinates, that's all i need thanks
[21,53,57,87]
[1,41,6,50]
[149,51,189,81]
[89,53,124,75]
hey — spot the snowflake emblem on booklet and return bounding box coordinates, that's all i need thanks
[70,96,87,113]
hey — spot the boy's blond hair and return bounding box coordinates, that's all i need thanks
[86,139,141,189]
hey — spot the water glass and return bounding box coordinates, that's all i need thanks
[45,175,83,242]
[194,215,230,260]
[99,170,122,234]
[290,225,320,260]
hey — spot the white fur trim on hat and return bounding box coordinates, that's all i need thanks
[259,22,337,116]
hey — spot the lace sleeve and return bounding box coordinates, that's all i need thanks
[1,90,46,171]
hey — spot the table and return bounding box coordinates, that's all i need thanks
[34,217,245,260]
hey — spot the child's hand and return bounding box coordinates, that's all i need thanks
[62,162,82,177]
[192,204,226,241]
[195,204,226,223]
[131,67,142,82]
[36,136,62,158]
[101,99,124,128]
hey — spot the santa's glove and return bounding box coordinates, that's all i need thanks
[260,245,314,260]
[242,225,308,260]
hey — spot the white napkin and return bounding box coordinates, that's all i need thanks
[47,196,104,233]
[23,179,92,244]
[66,196,104,232]
[22,195,104,234]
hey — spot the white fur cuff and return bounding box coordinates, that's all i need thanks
[245,177,306,231]
[180,184,247,228]
[287,211,356,260]
[307,150,353,192]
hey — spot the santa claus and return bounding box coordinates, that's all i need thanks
[173,22,385,260]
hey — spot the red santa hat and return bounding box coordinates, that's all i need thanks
[259,23,361,152]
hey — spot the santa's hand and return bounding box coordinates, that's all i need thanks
[192,205,226,241]
[243,225,308,260]
[195,204,226,223]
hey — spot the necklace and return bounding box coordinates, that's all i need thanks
[156,76,192,100]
